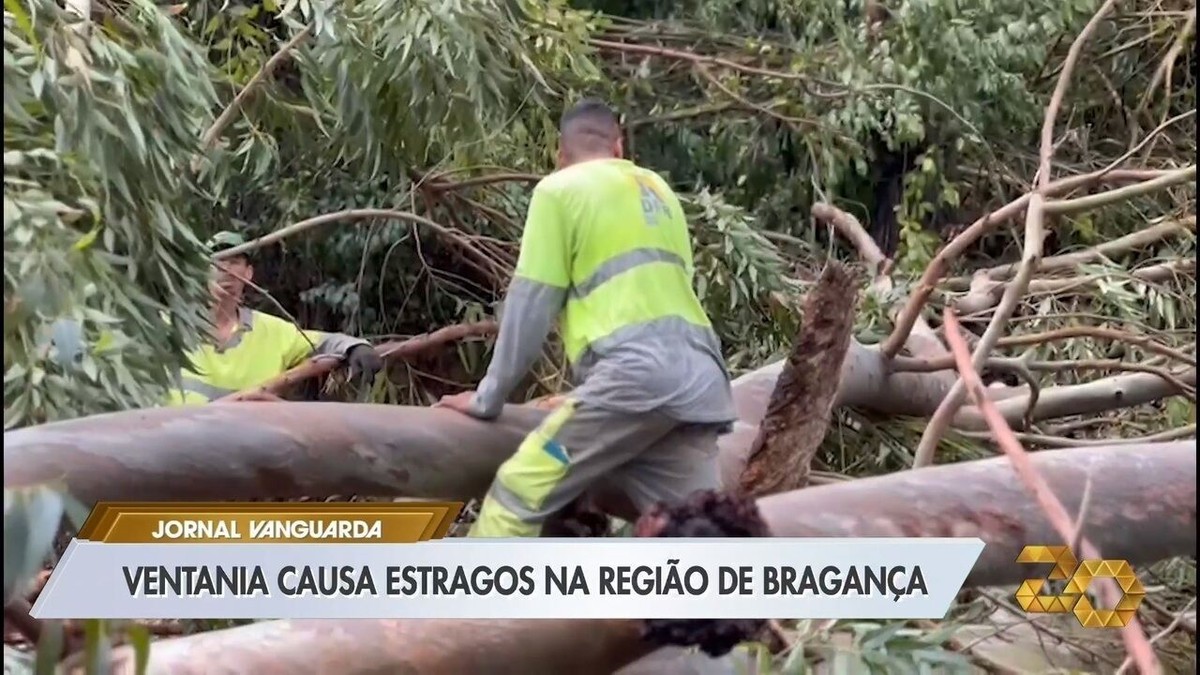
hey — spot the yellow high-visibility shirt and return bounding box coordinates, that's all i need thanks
[167,307,367,405]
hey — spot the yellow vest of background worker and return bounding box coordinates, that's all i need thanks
[167,230,379,405]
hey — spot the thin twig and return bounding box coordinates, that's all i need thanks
[589,38,837,92]
[962,215,1194,284]
[1069,475,1093,557]
[214,208,503,283]
[194,25,314,167]
[693,63,821,130]
[1102,110,1198,177]
[425,172,542,192]
[891,353,1196,401]
[1114,597,1197,675]
[1133,7,1198,119]
[995,327,1196,367]
[957,424,1197,448]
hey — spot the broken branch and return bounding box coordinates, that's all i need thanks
[959,215,1194,286]
[811,202,945,358]
[197,25,314,157]
[738,261,858,496]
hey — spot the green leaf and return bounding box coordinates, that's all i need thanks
[830,649,867,675]
[4,0,38,46]
[128,624,152,675]
[862,621,908,650]
[84,619,113,675]
[34,620,65,675]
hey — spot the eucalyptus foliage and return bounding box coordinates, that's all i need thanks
[5,0,1194,426]
[4,0,217,429]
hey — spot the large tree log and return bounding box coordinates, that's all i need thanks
[718,358,1193,487]
[5,403,544,503]
[0,352,812,502]
[61,619,651,675]
[75,441,1196,675]
[12,341,1185,502]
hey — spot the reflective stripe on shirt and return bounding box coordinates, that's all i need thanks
[568,247,688,299]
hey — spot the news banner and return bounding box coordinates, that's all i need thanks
[31,502,986,620]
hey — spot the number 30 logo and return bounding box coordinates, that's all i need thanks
[1015,545,1146,628]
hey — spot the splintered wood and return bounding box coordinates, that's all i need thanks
[738,261,859,498]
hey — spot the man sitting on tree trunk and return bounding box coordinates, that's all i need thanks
[166,230,383,405]
[437,98,735,537]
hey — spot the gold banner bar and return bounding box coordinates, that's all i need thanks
[76,502,464,544]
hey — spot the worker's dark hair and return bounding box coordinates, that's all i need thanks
[559,98,621,157]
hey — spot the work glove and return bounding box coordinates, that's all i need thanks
[344,344,384,388]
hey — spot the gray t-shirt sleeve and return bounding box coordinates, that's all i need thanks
[311,332,370,359]
[468,277,566,420]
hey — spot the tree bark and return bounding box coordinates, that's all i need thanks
[6,346,1191,505]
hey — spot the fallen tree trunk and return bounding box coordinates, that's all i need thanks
[0,343,957,503]
[757,441,1197,580]
[6,344,1190,503]
[4,402,541,503]
[713,358,1193,487]
[62,619,651,675]
[79,441,1196,675]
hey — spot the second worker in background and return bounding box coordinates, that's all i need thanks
[167,230,384,405]
[438,98,736,537]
